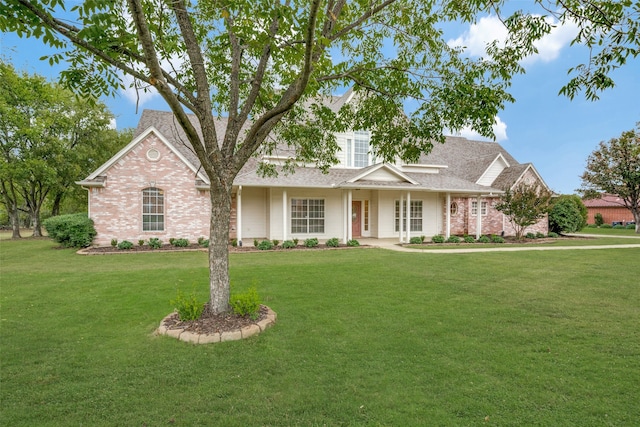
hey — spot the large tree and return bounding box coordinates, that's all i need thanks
[2,0,638,313]
[579,124,640,233]
[0,61,121,237]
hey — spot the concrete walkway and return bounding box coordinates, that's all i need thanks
[359,235,640,254]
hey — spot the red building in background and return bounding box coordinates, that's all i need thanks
[584,194,635,225]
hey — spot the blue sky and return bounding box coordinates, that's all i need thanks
[1,13,638,195]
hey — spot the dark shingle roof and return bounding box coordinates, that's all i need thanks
[133,107,528,193]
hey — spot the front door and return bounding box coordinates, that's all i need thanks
[352,201,362,237]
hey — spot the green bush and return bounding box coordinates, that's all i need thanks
[431,235,445,243]
[304,237,319,248]
[229,238,237,247]
[326,237,340,247]
[525,232,536,239]
[293,238,299,245]
[477,235,491,243]
[169,238,175,245]
[272,239,280,247]
[117,240,133,250]
[200,239,209,248]
[148,237,162,249]
[548,195,588,233]
[171,289,205,321]
[601,224,613,229]
[613,224,624,229]
[254,239,259,247]
[409,236,423,244]
[43,213,97,248]
[594,213,604,226]
[463,235,475,243]
[446,235,461,243]
[626,224,636,230]
[257,240,274,250]
[110,239,118,247]
[347,239,360,247]
[547,232,559,238]
[172,238,189,247]
[281,240,296,249]
[536,232,545,238]
[138,239,145,247]
[491,235,505,243]
[230,286,261,320]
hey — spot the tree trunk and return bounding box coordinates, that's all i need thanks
[9,202,22,239]
[51,191,64,217]
[207,181,233,314]
[31,204,43,237]
[633,207,640,234]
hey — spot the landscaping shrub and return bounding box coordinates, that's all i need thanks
[548,195,588,233]
[463,235,475,243]
[111,239,118,247]
[304,237,319,248]
[200,239,209,248]
[148,237,162,249]
[254,239,259,247]
[491,235,505,243]
[601,224,613,228]
[594,213,604,226]
[326,237,340,247]
[347,239,360,247]
[272,240,280,247]
[229,238,237,247]
[547,232,559,238]
[172,238,189,247]
[169,238,175,245]
[138,239,145,247]
[42,213,97,248]
[292,238,299,245]
[257,240,274,250]
[526,232,536,239]
[171,289,205,321]
[431,234,445,243]
[409,236,423,244]
[230,286,261,320]
[117,240,133,250]
[626,224,636,230]
[477,235,491,243]
[281,240,296,249]
[446,235,461,243]
[613,224,624,229]
[536,232,545,238]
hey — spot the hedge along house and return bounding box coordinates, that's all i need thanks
[78,94,550,247]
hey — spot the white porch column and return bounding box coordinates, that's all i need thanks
[347,190,353,241]
[237,186,243,245]
[476,195,482,239]
[405,191,411,243]
[282,189,287,241]
[445,193,451,239]
[342,191,348,243]
[399,193,404,243]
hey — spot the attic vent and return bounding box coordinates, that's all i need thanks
[146,148,161,161]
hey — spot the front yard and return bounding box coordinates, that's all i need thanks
[1,238,639,426]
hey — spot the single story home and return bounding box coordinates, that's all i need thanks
[78,93,550,246]
[583,194,635,225]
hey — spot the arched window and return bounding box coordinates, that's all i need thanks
[450,202,458,215]
[142,187,164,231]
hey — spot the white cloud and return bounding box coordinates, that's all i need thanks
[448,15,578,67]
[451,116,508,142]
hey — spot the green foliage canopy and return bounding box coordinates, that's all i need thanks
[495,182,552,239]
[548,194,588,233]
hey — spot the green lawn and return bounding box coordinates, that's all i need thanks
[576,226,639,236]
[1,238,639,426]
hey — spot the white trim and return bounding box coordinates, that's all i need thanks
[282,190,287,241]
[237,186,243,245]
[445,193,451,239]
[347,163,419,185]
[476,153,510,186]
[347,190,353,241]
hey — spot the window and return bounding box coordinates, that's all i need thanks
[471,200,487,216]
[354,131,370,167]
[395,200,423,232]
[450,202,458,215]
[291,199,325,234]
[143,187,164,231]
[364,200,369,232]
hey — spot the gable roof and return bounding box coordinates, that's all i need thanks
[82,107,542,195]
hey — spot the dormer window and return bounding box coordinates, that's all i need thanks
[354,131,371,167]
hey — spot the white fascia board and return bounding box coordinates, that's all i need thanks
[347,163,419,185]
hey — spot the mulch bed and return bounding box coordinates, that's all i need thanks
[162,304,268,335]
[81,242,365,254]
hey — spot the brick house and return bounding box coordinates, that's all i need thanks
[78,94,550,246]
[583,194,635,225]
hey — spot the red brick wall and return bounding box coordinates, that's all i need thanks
[586,207,634,225]
[88,134,211,246]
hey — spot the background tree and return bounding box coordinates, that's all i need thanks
[548,194,588,233]
[495,182,553,240]
[579,124,640,233]
[0,61,123,237]
[2,0,638,313]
